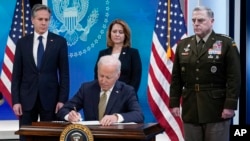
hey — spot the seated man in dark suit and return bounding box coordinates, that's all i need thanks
[57,55,144,126]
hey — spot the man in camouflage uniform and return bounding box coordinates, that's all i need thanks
[170,6,241,141]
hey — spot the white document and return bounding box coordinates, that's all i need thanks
[73,120,136,125]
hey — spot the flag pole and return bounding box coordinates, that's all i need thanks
[21,0,26,36]
[167,0,171,58]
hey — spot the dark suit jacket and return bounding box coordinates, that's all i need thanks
[94,47,142,93]
[170,31,241,123]
[11,32,69,111]
[57,80,144,123]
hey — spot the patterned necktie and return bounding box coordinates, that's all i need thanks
[98,91,107,120]
[37,36,44,69]
[197,39,205,54]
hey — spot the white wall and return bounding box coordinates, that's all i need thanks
[186,0,228,35]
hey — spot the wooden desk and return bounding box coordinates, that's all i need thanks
[15,122,164,141]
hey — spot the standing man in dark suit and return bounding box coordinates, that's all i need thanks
[58,55,144,126]
[11,3,69,130]
[169,6,241,141]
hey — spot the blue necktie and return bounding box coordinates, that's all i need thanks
[37,36,44,69]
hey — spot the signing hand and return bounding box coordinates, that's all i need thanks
[68,110,82,122]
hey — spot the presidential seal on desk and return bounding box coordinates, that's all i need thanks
[60,124,94,141]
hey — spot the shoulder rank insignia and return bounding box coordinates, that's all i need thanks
[232,41,237,47]
[218,34,232,39]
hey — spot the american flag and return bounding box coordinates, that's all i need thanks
[147,0,187,140]
[0,0,33,106]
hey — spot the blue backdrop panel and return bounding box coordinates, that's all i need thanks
[46,0,158,123]
[0,0,159,122]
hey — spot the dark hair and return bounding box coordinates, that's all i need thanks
[106,19,131,48]
[31,4,51,18]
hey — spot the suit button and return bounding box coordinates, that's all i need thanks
[196,60,200,63]
[196,77,199,80]
[196,68,199,72]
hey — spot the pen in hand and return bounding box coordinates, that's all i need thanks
[73,106,82,121]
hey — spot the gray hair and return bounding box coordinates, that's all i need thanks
[97,55,121,73]
[31,4,51,18]
[193,6,214,18]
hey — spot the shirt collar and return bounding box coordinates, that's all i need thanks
[196,30,212,43]
[101,85,115,95]
[34,31,48,40]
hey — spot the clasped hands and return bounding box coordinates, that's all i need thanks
[68,110,118,126]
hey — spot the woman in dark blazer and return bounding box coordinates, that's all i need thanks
[94,19,142,95]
